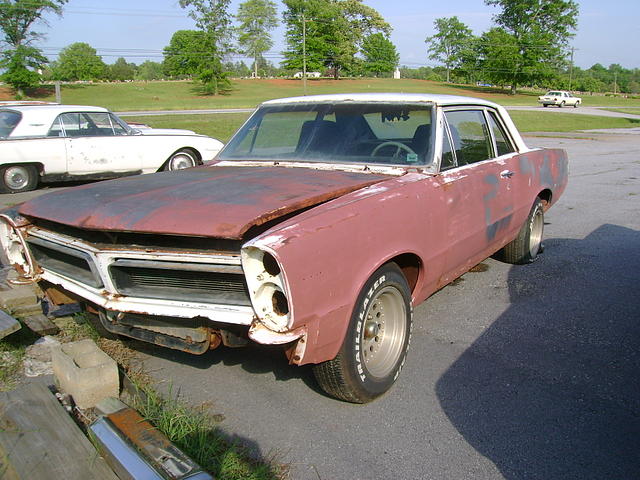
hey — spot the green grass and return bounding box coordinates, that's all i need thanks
[602,107,640,115]
[0,323,38,391]
[124,109,640,142]
[125,113,251,141]
[22,78,640,112]
[510,111,640,132]
[135,386,285,480]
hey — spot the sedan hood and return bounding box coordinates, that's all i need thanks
[19,165,390,239]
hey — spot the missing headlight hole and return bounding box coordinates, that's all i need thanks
[272,290,289,315]
[263,252,281,276]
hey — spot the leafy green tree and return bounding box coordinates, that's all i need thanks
[484,0,579,93]
[163,30,213,78]
[425,16,473,83]
[135,61,164,81]
[109,57,136,81]
[51,42,107,81]
[179,0,233,94]
[236,0,278,78]
[283,0,390,79]
[0,0,68,95]
[361,33,398,77]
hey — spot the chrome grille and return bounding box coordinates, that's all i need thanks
[27,237,103,288]
[109,259,251,306]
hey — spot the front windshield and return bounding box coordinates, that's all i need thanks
[219,102,434,166]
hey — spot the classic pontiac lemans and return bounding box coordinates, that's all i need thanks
[0,94,568,403]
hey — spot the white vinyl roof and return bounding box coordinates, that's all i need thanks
[261,93,502,109]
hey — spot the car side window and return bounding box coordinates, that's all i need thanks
[109,114,129,135]
[443,110,492,166]
[58,113,82,137]
[47,117,64,137]
[487,112,515,157]
[440,127,455,170]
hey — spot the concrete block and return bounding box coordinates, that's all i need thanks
[11,302,44,318]
[52,339,119,409]
[0,287,38,310]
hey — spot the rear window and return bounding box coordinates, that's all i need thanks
[0,110,21,137]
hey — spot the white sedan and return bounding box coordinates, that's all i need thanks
[538,91,582,108]
[0,104,224,193]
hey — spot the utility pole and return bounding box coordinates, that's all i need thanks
[302,13,307,95]
[614,72,618,95]
[568,47,575,91]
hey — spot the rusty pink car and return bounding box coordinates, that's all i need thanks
[0,94,568,403]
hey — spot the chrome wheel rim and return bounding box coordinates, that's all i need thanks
[529,209,544,257]
[4,166,29,190]
[169,152,195,170]
[360,286,407,378]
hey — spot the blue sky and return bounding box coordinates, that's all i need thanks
[35,0,640,70]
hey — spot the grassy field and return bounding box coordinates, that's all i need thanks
[126,110,640,142]
[602,107,640,115]
[9,78,640,112]
[509,111,640,132]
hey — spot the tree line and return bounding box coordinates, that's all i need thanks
[1,0,638,97]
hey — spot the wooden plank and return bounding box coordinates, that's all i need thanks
[0,310,20,340]
[21,313,59,335]
[0,380,118,480]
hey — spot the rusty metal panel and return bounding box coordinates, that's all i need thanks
[18,165,390,240]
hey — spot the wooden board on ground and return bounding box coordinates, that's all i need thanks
[0,310,20,340]
[0,380,118,480]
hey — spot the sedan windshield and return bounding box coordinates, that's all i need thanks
[219,102,434,166]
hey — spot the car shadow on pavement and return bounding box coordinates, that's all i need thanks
[127,336,321,391]
[436,224,640,479]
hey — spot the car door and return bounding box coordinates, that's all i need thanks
[435,107,517,282]
[61,112,142,175]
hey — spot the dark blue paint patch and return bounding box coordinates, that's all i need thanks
[486,214,513,242]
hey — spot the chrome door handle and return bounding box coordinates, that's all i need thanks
[500,170,515,178]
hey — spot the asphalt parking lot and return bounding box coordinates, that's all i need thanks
[1,130,638,479]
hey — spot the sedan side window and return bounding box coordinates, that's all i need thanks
[47,117,64,137]
[487,112,515,157]
[443,110,492,166]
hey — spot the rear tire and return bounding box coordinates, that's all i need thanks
[559,101,565,108]
[500,199,544,264]
[164,149,197,171]
[313,263,412,403]
[0,164,38,193]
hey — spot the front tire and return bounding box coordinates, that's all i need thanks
[574,102,580,108]
[500,198,544,264]
[0,164,38,193]
[164,149,197,171]
[313,263,412,403]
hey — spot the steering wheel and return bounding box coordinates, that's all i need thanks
[371,141,416,159]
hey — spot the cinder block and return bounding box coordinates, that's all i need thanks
[11,302,43,318]
[0,286,38,310]
[52,339,119,409]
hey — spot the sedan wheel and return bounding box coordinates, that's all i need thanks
[165,149,197,171]
[499,198,545,264]
[0,165,38,193]
[313,263,412,403]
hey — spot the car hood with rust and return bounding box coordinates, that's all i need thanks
[18,165,391,240]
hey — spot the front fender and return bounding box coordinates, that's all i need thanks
[246,173,446,364]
